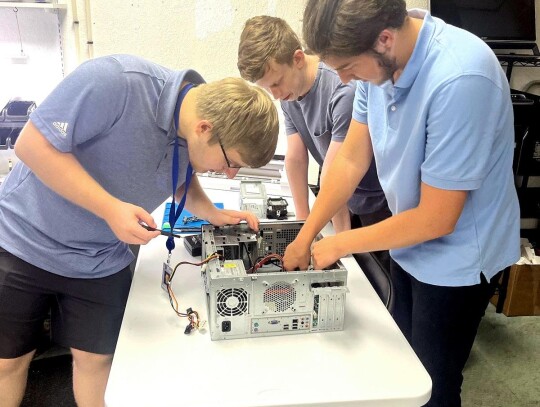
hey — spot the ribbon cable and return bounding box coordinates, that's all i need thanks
[166,83,195,254]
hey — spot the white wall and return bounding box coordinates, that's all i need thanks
[1,0,540,178]
[88,0,303,81]
[0,7,63,103]
[3,0,540,100]
[84,0,305,157]
[0,6,66,175]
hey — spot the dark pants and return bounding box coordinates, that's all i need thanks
[390,261,502,407]
[0,246,132,357]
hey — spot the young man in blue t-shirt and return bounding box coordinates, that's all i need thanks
[284,1,520,406]
[238,16,389,234]
[0,54,279,407]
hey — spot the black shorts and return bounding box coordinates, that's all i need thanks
[0,246,132,358]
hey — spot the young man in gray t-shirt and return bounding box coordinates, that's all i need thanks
[238,16,390,234]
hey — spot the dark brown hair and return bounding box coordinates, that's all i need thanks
[303,0,407,59]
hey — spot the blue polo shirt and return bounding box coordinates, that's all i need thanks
[0,55,204,278]
[353,10,520,286]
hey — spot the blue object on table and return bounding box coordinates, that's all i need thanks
[162,202,224,232]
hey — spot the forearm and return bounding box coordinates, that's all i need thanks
[332,206,448,256]
[330,183,467,257]
[183,175,260,230]
[331,205,351,234]
[320,140,352,234]
[297,121,374,246]
[297,154,361,244]
[285,159,310,219]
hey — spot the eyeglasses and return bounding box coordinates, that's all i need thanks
[218,139,243,169]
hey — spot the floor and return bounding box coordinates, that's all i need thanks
[461,304,540,407]
[20,303,539,407]
[21,350,75,407]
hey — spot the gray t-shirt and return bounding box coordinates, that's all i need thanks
[0,55,204,278]
[281,63,386,215]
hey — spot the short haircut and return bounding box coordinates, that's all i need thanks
[303,0,407,59]
[196,78,279,168]
[238,15,302,82]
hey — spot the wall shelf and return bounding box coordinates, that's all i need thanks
[0,2,66,9]
[496,52,540,81]
[498,55,540,67]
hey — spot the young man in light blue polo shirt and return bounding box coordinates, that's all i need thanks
[0,54,279,407]
[284,1,520,405]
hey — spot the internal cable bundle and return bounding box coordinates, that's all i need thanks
[248,253,284,273]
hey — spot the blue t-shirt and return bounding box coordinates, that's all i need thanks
[352,10,520,286]
[282,63,387,215]
[0,55,204,278]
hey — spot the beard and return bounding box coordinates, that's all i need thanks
[368,49,398,84]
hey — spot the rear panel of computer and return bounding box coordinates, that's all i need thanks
[201,221,349,340]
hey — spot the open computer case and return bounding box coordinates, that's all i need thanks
[200,221,349,340]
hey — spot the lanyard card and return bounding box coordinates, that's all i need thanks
[161,262,173,292]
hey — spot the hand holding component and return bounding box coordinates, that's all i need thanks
[104,201,160,244]
[283,237,311,271]
[207,208,260,232]
[310,235,346,270]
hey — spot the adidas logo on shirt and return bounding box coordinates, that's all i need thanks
[52,121,69,137]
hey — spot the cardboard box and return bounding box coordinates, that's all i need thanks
[490,264,540,316]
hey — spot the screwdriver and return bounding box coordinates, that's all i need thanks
[140,224,199,238]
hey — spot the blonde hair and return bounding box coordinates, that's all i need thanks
[238,16,302,82]
[196,78,279,168]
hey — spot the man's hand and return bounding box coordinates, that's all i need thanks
[207,209,260,231]
[283,238,311,271]
[310,235,346,270]
[104,201,161,244]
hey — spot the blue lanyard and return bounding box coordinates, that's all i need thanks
[166,83,195,254]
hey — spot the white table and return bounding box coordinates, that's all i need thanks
[105,176,431,407]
